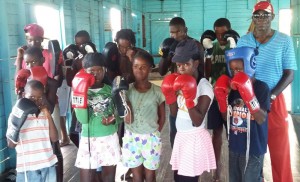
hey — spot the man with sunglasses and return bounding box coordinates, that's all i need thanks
[237,2,297,182]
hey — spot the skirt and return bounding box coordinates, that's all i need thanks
[170,127,216,177]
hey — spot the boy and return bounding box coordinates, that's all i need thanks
[214,47,270,182]
[6,80,58,182]
[201,18,239,181]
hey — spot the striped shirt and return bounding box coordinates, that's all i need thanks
[237,31,297,90]
[15,112,57,172]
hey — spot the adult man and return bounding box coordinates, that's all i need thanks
[237,2,297,181]
[201,18,239,181]
[158,17,204,148]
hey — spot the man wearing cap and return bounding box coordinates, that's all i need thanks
[162,39,215,181]
[237,2,297,181]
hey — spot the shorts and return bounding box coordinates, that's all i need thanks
[207,99,226,130]
[57,80,71,116]
[122,130,162,170]
[75,133,121,169]
[17,165,56,182]
[51,104,61,140]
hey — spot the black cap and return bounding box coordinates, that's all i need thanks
[172,39,200,63]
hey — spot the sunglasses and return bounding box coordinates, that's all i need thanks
[252,13,272,19]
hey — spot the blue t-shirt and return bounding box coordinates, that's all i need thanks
[237,31,297,90]
[228,80,270,156]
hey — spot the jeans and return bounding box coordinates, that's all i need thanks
[229,151,264,182]
[169,115,177,148]
[17,165,56,182]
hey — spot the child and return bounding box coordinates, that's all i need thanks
[6,80,58,182]
[72,53,121,182]
[214,47,270,182]
[21,46,63,182]
[201,18,240,181]
[162,39,216,182]
[122,50,165,182]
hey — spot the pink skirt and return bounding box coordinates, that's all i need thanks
[170,127,216,177]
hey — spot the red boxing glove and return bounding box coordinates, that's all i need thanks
[214,75,231,113]
[71,69,95,108]
[30,66,48,86]
[173,74,197,109]
[15,69,31,94]
[161,73,180,105]
[231,72,260,114]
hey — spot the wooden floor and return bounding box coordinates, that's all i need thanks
[62,113,300,182]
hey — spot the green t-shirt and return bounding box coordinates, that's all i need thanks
[125,83,165,134]
[75,84,120,137]
[211,42,231,85]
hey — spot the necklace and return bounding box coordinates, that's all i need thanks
[253,30,274,50]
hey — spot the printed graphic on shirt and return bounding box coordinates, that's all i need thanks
[177,92,188,112]
[88,94,113,117]
[228,98,254,135]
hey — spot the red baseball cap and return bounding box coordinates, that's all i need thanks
[253,1,274,14]
[24,23,44,38]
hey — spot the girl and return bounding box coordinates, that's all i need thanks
[73,53,121,182]
[122,50,165,182]
[161,39,216,182]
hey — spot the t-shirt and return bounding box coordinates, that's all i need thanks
[176,78,214,131]
[75,84,119,137]
[18,49,63,78]
[237,31,297,90]
[228,80,270,155]
[125,83,165,134]
[210,42,231,85]
[13,112,58,172]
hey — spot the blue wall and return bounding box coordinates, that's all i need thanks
[0,0,297,174]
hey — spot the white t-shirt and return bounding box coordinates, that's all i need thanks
[176,78,214,131]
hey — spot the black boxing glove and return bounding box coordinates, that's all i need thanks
[111,76,129,118]
[103,42,119,72]
[200,30,216,58]
[159,38,178,58]
[79,42,97,55]
[223,29,240,48]
[6,98,39,144]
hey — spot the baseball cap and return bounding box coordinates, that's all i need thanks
[24,23,44,38]
[172,39,200,63]
[253,1,274,14]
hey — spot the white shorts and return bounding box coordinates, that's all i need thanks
[57,80,71,116]
[75,133,121,169]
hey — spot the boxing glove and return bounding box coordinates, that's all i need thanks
[223,29,240,48]
[6,98,39,144]
[200,30,216,58]
[63,44,80,67]
[15,69,31,94]
[214,75,231,113]
[30,66,48,86]
[79,42,97,55]
[161,73,180,105]
[173,74,197,109]
[71,69,95,108]
[112,76,129,118]
[103,42,119,72]
[231,72,260,114]
[159,38,178,58]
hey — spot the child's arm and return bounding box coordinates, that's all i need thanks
[46,78,59,113]
[42,108,58,142]
[188,95,211,126]
[157,101,166,132]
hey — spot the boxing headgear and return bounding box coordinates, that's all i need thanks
[225,47,258,78]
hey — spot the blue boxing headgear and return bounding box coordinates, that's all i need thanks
[225,47,258,78]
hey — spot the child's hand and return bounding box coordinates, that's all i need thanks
[102,115,116,125]
[126,48,135,62]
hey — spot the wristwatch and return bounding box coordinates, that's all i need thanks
[270,94,277,100]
